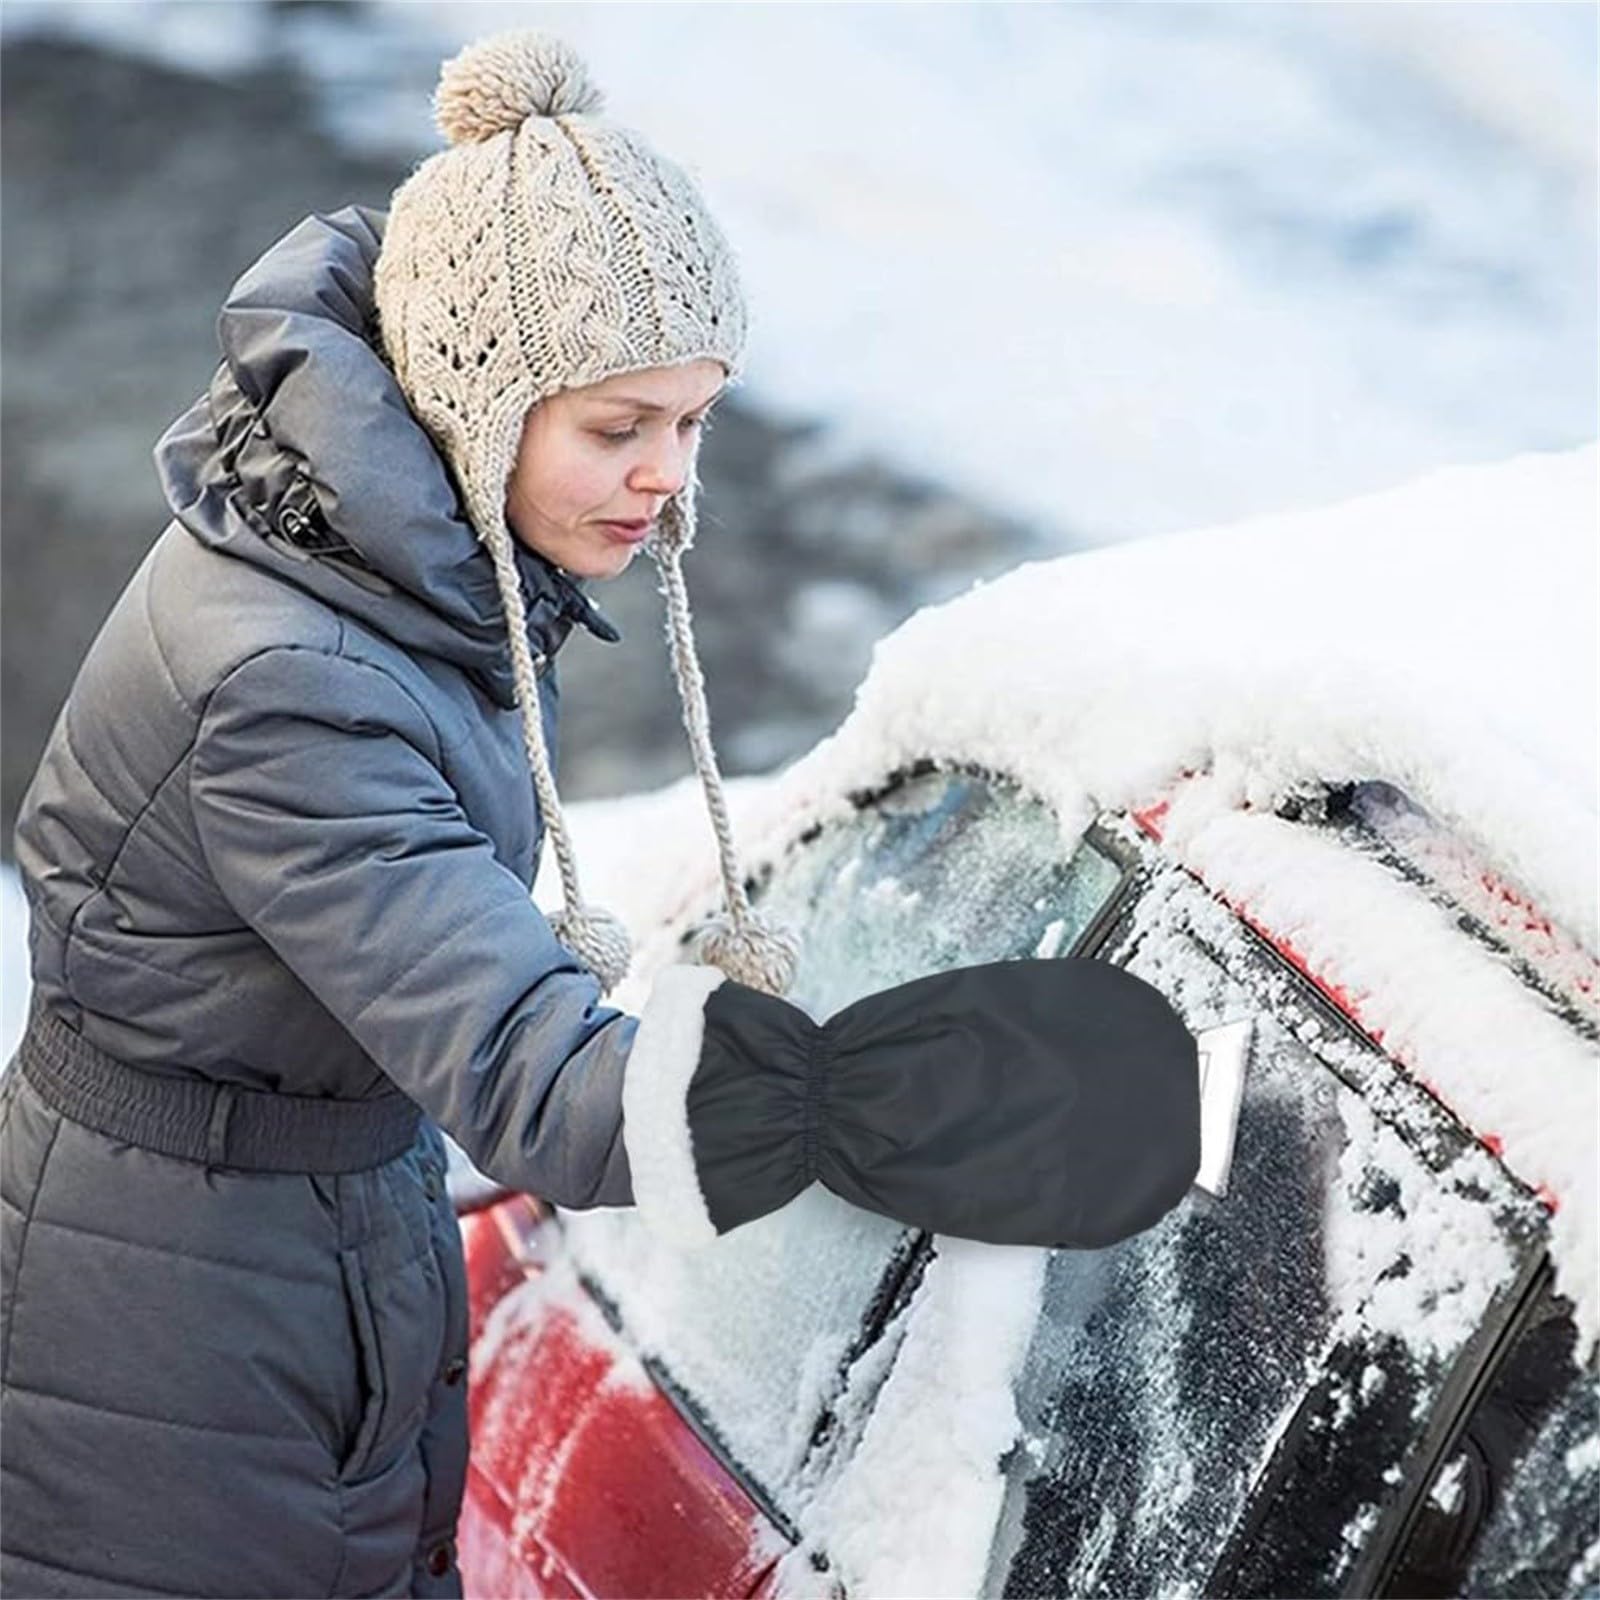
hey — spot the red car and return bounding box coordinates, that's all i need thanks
[449,445,1598,1598]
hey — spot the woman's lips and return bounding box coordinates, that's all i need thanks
[598,521,652,544]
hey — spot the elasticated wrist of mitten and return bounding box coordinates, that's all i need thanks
[620,957,1200,1250]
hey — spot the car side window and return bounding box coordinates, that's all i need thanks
[562,767,1128,1521]
[1395,1271,1598,1597]
[1328,780,1597,1040]
[986,867,1552,1598]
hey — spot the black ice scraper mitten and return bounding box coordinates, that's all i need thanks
[620,957,1201,1250]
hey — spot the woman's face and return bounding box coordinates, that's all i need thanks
[505,358,727,580]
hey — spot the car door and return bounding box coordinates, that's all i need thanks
[1315,780,1600,1597]
[983,832,1559,1598]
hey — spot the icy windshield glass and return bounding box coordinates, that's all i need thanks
[563,767,1126,1517]
[760,766,1126,1014]
[989,880,1552,1598]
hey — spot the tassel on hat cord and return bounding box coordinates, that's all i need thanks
[648,493,801,999]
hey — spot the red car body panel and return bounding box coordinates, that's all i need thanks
[458,1195,787,1599]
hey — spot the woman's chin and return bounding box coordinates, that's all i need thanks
[585,537,640,579]
[510,525,635,582]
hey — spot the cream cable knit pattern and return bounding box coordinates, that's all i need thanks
[373,28,798,998]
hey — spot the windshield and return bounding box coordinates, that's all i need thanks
[562,765,1128,1516]
[759,765,1126,1015]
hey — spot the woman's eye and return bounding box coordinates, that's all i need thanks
[596,415,710,446]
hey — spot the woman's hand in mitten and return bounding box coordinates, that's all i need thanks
[620,957,1200,1250]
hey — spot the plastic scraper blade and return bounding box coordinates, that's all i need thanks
[1193,1017,1252,1198]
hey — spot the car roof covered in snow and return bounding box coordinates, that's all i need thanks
[572,440,1595,967]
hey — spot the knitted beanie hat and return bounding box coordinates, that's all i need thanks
[373,29,800,1001]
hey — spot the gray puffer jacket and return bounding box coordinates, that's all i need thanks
[1,205,639,1598]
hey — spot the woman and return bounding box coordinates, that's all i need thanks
[1,29,1200,1598]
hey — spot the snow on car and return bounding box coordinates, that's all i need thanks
[454,441,1598,1598]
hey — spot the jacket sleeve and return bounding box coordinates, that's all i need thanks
[187,642,636,1207]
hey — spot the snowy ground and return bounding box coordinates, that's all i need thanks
[2,0,1592,548]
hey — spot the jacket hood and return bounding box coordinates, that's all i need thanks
[153,204,621,710]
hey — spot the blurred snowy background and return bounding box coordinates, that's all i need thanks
[2,0,1595,1060]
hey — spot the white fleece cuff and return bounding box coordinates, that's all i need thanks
[622,963,728,1249]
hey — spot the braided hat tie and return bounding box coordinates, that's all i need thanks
[647,488,801,996]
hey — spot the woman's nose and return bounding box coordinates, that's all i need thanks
[628,432,695,498]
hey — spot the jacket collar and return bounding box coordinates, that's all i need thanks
[152,204,621,711]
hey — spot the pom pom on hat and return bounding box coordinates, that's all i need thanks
[434,29,605,146]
